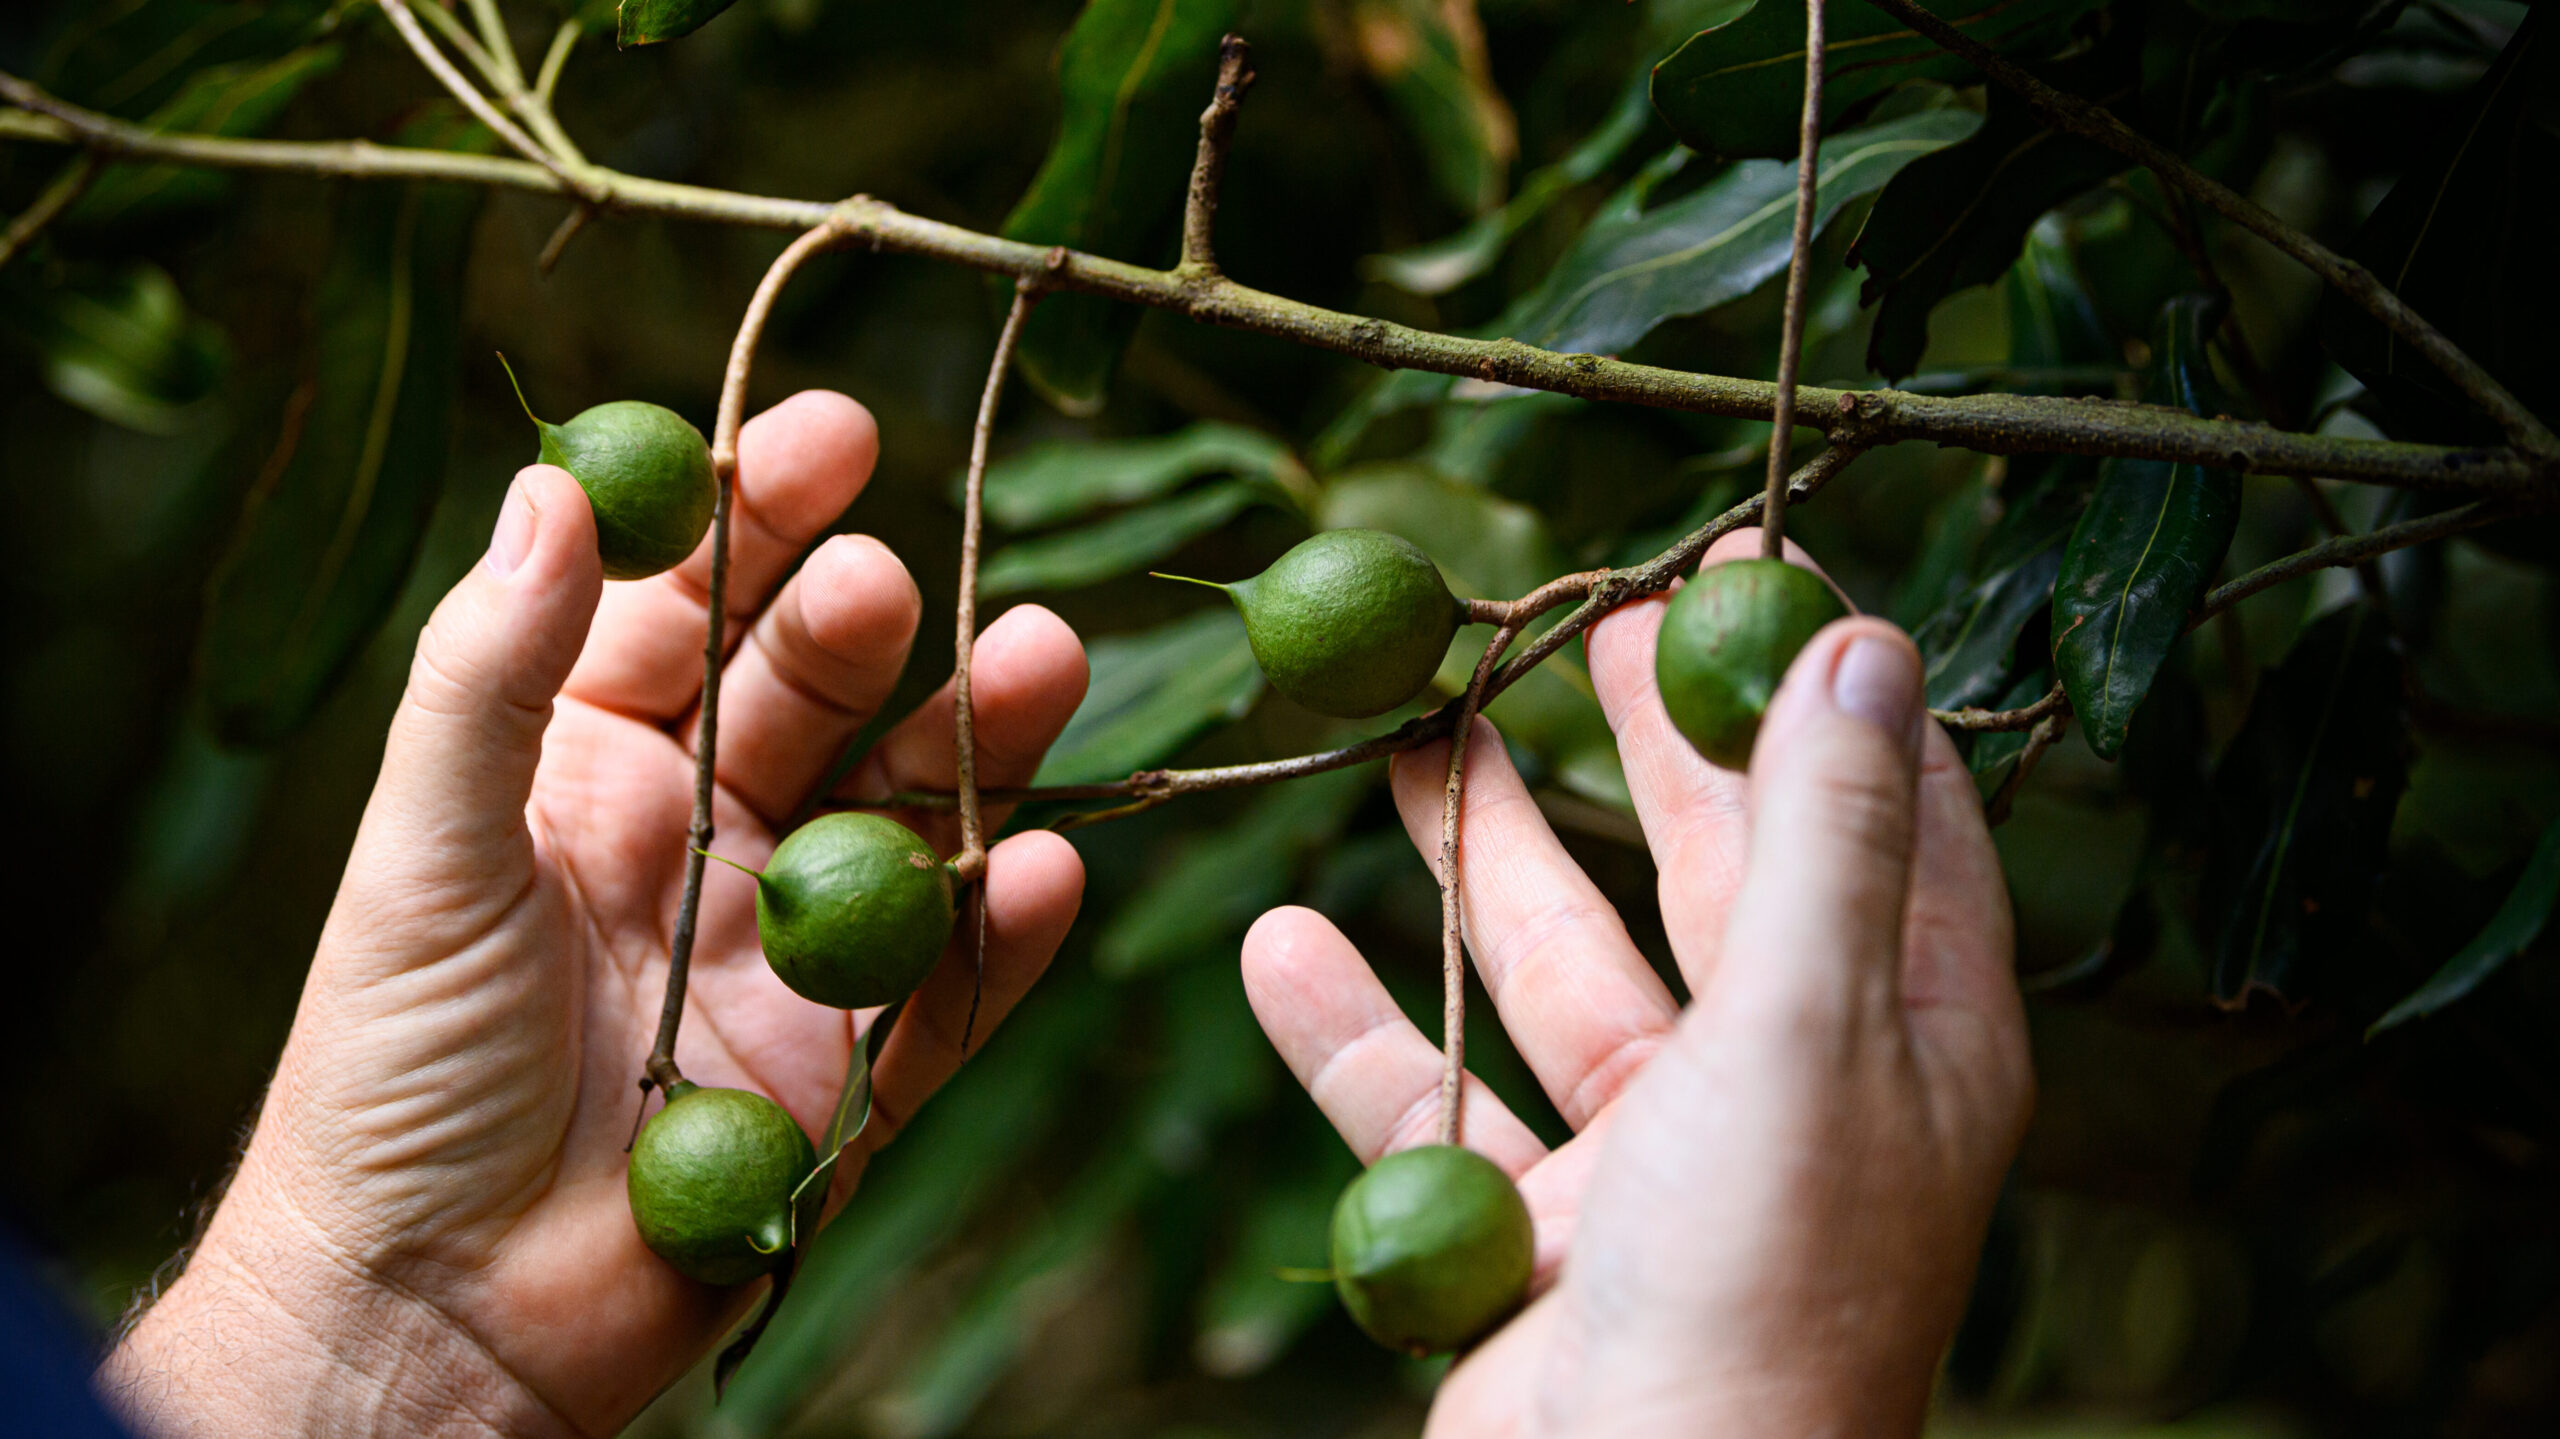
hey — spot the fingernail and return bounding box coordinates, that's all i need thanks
[487,477,536,578]
[1833,633,1922,758]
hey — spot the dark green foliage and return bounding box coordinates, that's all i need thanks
[628,1083,816,1285]
[1651,0,2101,160]
[2371,817,2560,1034]
[1215,529,1464,719]
[193,108,493,747]
[2320,8,2558,444]
[1657,558,1849,770]
[2203,605,2409,1005]
[19,0,2560,1430]
[1330,1145,1533,1355]
[998,0,1238,415]
[1851,31,2138,379]
[616,0,743,48]
[757,813,957,1010]
[2051,297,2242,761]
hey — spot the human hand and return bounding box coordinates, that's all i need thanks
[102,394,1090,1438]
[1243,532,2032,1438]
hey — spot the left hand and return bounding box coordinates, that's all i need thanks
[103,393,1091,1438]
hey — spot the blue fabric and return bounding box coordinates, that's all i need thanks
[0,1227,131,1439]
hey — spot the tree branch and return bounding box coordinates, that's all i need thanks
[952,282,1042,887]
[375,0,597,199]
[1438,621,1518,1148]
[880,446,1869,819]
[1,71,2542,495]
[0,151,95,270]
[2196,498,2505,619]
[1181,35,1255,273]
[1856,0,2555,457]
[644,218,853,1095]
[1934,682,2067,733]
[1761,0,1828,560]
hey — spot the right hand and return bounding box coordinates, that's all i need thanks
[1242,532,2034,1438]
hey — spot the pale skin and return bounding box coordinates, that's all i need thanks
[102,390,2032,1437]
[1242,529,2033,1437]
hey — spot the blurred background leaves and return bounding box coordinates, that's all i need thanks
[4,0,2557,1435]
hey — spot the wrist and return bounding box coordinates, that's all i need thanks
[100,1163,577,1439]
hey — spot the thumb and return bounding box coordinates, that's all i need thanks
[355,465,601,908]
[1711,618,1927,1032]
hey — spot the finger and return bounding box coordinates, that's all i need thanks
[1241,907,1548,1174]
[1904,722,2032,1139]
[834,604,1089,853]
[846,830,1085,1174]
[564,391,881,722]
[1387,720,1676,1129]
[347,466,601,959]
[1584,528,1821,995]
[695,534,922,826]
[1711,617,1927,1032]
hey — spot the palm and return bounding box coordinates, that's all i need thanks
[1243,535,2026,1437]
[257,394,1090,1432]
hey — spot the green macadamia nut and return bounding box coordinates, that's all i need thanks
[1330,1143,1533,1355]
[755,812,956,1010]
[627,1082,815,1285]
[1213,529,1465,718]
[1654,557,1848,771]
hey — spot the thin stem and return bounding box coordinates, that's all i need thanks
[1181,35,1256,273]
[0,73,2542,494]
[2195,499,2504,620]
[1855,0,2555,456]
[1933,682,2067,734]
[0,151,95,269]
[462,0,525,87]
[1438,621,1519,1147]
[953,282,1041,886]
[1761,0,1827,561]
[407,0,507,92]
[1985,711,2069,827]
[881,447,1870,818]
[377,0,597,198]
[537,204,591,274]
[644,218,852,1095]
[534,21,579,109]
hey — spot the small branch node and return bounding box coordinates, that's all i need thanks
[1181,34,1257,274]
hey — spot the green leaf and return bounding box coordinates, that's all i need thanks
[1193,1126,1359,1376]
[1650,0,2101,160]
[2370,818,2560,1036]
[194,110,494,747]
[0,260,228,432]
[40,0,337,119]
[2203,605,2409,1005]
[1366,70,1653,295]
[980,479,1267,596]
[1095,765,1371,978]
[68,44,342,227]
[2003,216,2118,383]
[1031,608,1264,785]
[1849,30,2139,379]
[880,965,1267,1435]
[615,0,742,47]
[1317,463,1564,601]
[1488,108,1977,360]
[1917,539,2061,712]
[1346,0,1518,214]
[998,0,1240,414]
[712,979,1116,1433]
[981,420,1303,530]
[2320,8,2558,445]
[2050,297,2242,761]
